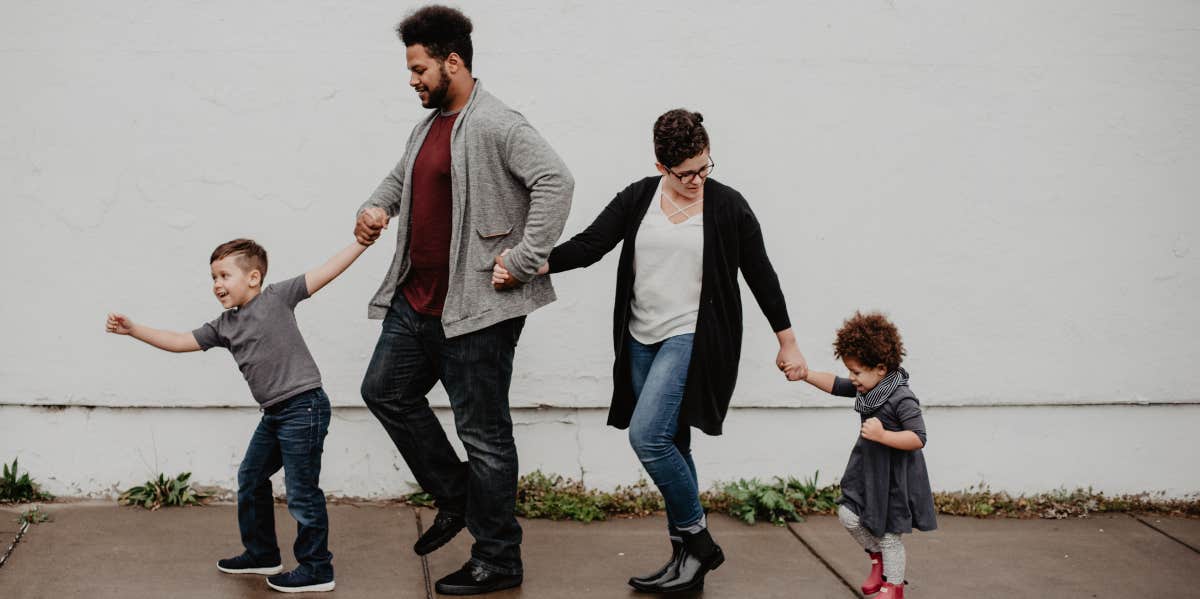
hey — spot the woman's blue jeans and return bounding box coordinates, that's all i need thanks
[627,333,703,532]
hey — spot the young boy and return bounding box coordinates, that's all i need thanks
[792,311,936,598]
[106,237,371,593]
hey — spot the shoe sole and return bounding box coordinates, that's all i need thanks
[266,580,336,593]
[217,564,284,575]
[654,555,722,594]
[657,580,700,595]
[628,580,659,593]
[413,524,466,556]
[628,566,678,591]
[434,578,522,596]
[656,580,705,594]
[629,576,678,593]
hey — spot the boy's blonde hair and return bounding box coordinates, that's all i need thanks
[210,238,268,278]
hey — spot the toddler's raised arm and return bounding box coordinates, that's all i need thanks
[799,371,858,397]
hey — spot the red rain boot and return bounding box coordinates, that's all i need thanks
[877,581,905,598]
[861,552,884,595]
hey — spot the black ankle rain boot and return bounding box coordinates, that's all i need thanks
[629,538,685,592]
[652,528,725,594]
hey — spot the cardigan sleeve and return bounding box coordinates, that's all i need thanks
[896,397,927,446]
[736,196,791,332]
[360,156,407,219]
[547,184,635,274]
[498,121,575,282]
[832,376,858,398]
[359,122,424,219]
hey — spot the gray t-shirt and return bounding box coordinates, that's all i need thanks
[192,275,322,407]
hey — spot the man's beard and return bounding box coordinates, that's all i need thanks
[422,63,451,109]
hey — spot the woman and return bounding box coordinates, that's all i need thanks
[493,109,807,593]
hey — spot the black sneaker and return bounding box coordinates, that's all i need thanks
[216,552,283,575]
[266,569,335,593]
[414,510,466,556]
[434,562,522,596]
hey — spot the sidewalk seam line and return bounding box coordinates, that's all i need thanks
[1131,513,1200,554]
[786,523,860,598]
[0,521,30,571]
[415,508,433,599]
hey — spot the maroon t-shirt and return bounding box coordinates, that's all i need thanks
[402,112,458,316]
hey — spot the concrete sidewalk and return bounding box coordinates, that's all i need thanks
[0,502,1197,598]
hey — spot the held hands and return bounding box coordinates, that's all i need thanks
[492,249,550,291]
[860,417,885,442]
[355,207,390,246]
[775,346,808,382]
[492,249,520,290]
[106,313,133,335]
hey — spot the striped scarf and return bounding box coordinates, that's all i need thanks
[855,367,910,415]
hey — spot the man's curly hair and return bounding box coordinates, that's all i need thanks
[653,109,709,168]
[396,5,474,71]
[833,311,905,371]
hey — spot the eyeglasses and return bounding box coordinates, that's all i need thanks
[666,158,715,184]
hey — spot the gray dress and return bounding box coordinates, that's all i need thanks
[833,377,938,538]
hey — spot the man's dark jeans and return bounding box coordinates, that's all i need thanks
[237,388,333,582]
[362,292,526,575]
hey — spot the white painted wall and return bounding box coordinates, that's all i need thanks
[2,2,1198,497]
[3,404,1198,498]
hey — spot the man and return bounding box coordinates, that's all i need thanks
[355,5,572,595]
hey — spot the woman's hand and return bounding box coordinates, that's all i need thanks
[775,334,808,381]
[492,253,521,291]
[492,249,548,290]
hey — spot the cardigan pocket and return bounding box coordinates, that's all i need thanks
[473,226,514,271]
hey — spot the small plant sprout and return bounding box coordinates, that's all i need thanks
[119,472,208,511]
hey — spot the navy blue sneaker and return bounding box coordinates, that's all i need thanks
[216,552,283,575]
[266,569,335,593]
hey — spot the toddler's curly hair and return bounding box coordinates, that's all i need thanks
[833,311,905,372]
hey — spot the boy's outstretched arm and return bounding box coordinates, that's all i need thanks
[305,241,370,296]
[106,313,201,353]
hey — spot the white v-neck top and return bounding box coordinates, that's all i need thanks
[629,180,704,344]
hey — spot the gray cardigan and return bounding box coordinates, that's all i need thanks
[360,81,574,337]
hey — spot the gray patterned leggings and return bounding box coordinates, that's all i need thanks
[838,504,906,583]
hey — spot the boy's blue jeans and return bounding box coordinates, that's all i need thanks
[237,388,333,582]
[361,292,526,576]
[627,333,704,532]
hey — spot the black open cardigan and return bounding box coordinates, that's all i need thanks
[548,176,791,436]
